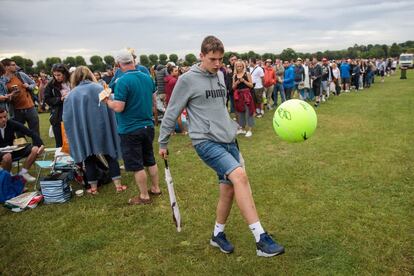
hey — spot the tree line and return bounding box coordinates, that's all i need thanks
[9,40,414,75]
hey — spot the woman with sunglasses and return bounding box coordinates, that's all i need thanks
[44,64,70,147]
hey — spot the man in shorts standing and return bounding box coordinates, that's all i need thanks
[158,36,285,257]
[104,50,160,205]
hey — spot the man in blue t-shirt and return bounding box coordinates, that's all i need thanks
[340,59,351,92]
[104,50,160,205]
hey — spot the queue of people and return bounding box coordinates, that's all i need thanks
[0,38,402,258]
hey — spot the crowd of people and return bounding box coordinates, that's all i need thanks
[0,38,400,257]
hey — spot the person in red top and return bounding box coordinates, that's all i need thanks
[263,59,276,110]
[164,66,186,134]
[164,65,179,107]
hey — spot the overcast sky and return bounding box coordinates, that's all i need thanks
[1,0,413,62]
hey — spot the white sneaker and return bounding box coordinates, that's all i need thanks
[261,109,265,115]
[20,172,36,183]
[245,131,252,137]
[237,129,246,135]
[322,96,326,102]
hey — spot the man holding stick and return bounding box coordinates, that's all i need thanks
[158,36,284,257]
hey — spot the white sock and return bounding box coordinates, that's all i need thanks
[249,221,265,242]
[19,168,28,175]
[213,222,225,237]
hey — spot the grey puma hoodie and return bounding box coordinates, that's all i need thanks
[158,64,238,149]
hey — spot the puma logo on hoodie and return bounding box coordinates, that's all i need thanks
[159,64,238,148]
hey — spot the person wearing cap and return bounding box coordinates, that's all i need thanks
[293,58,305,99]
[263,59,276,110]
[108,48,150,91]
[104,50,160,205]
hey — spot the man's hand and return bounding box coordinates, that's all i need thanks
[159,148,168,160]
[23,83,29,88]
[37,145,45,155]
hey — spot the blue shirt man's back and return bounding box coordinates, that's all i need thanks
[340,63,351,78]
[114,69,154,134]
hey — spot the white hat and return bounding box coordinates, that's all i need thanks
[69,67,76,73]
[115,50,134,64]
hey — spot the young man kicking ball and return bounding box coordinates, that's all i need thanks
[158,36,284,257]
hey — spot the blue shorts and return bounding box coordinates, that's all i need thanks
[194,141,241,184]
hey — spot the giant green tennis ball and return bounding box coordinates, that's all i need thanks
[273,99,317,142]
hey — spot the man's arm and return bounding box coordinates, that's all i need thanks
[158,77,190,155]
[105,97,125,112]
[10,120,43,146]
[19,72,36,90]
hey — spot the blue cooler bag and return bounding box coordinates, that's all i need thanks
[40,172,72,204]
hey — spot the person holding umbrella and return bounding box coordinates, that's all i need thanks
[158,36,284,257]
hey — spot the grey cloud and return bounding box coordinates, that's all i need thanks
[0,0,413,61]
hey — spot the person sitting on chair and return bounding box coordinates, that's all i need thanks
[0,108,44,182]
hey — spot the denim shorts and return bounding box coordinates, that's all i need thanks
[194,140,241,184]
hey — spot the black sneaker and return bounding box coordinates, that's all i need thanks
[256,232,285,257]
[210,232,234,254]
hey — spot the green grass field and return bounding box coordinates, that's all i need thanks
[0,71,413,275]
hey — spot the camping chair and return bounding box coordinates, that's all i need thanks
[34,149,74,190]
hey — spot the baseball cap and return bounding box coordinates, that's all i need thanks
[115,50,134,64]
[297,57,303,61]
[265,59,272,63]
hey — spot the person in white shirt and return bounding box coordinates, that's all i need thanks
[249,58,265,117]
[331,62,341,95]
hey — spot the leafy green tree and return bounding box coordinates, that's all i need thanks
[389,43,401,57]
[168,54,178,63]
[36,60,46,73]
[185,53,197,65]
[45,57,62,72]
[382,44,389,57]
[63,56,76,67]
[89,55,105,71]
[75,56,86,66]
[148,54,159,66]
[159,54,168,65]
[103,55,115,67]
[279,48,297,61]
[240,53,249,61]
[247,51,260,60]
[139,55,150,67]
[367,46,385,58]
[24,58,34,74]
[261,53,276,62]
